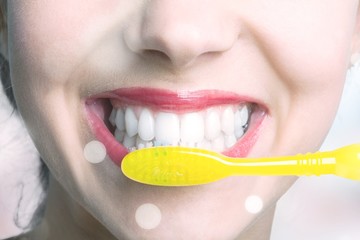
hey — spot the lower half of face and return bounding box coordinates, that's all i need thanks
[7,0,359,239]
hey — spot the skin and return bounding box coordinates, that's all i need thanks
[1,0,360,239]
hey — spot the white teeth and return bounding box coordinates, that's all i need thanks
[115,108,126,131]
[181,141,197,148]
[114,128,125,142]
[180,112,205,143]
[110,103,251,152]
[136,136,153,149]
[205,109,221,140]
[224,134,237,148]
[125,108,138,137]
[234,109,244,138]
[136,136,147,149]
[221,106,235,135]
[109,109,116,126]
[212,135,225,152]
[198,139,212,150]
[123,133,136,148]
[145,141,154,148]
[155,112,180,144]
[235,127,244,139]
[239,105,249,126]
[138,108,155,141]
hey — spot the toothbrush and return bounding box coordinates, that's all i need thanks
[121,144,360,186]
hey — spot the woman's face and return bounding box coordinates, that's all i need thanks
[6,1,360,239]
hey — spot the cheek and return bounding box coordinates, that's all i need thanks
[251,5,353,151]
[246,2,354,93]
[9,7,89,83]
[8,1,141,86]
[8,1,114,84]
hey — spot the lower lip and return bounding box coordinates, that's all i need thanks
[86,106,128,166]
[84,90,266,166]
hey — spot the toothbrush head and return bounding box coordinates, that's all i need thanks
[121,146,229,186]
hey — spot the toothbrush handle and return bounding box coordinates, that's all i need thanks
[225,151,336,177]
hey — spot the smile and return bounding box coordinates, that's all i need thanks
[85,88,267,166]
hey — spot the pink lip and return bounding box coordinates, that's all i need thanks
[108,88,255,113]
[85,87,267,166]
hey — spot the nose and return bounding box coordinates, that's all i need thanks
[124,1,239,68]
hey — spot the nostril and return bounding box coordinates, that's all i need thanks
[141,49,172,63]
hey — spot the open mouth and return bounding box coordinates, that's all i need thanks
[85,88,267,166]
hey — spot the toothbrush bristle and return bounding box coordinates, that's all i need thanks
[121,147,227,186]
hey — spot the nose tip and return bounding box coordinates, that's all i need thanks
[141,24,221,67]
[124,2,238,69]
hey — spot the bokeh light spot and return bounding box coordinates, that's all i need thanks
[245,195,263,214]
[83,140,107,164]
[135,203,162,230]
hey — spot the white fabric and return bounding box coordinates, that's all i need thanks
[0,82,45,239]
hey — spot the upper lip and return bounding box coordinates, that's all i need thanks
[88,87,264,112]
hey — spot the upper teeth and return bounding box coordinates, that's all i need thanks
[109,104,251,152]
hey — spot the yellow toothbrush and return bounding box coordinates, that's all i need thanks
[121,144,360,186]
